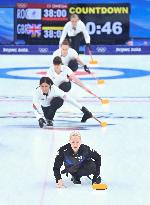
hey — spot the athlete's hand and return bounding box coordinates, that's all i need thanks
[84,65,91,73]
[38,118,46,128]
[56,179,64,188]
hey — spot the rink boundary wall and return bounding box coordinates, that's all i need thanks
[0,45,150,55]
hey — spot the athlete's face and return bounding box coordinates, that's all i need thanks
[40,83,50,94]
[61,45,69,56]
[54,64,61,74]
[70,136,81,153]
[71,16,78,27]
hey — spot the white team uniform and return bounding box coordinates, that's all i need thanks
[52,47,78,66]
[59,20,90,45]
[33,84,82,120]
[47,65,73,86]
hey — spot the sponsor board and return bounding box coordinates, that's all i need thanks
[0,45,57,55]
[85,45,150,55]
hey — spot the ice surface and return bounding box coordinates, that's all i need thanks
[0,55,150,205]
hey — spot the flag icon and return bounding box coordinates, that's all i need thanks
[27,24,42,38]
[26,9,41,20]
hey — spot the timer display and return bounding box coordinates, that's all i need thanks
[43,9,67,18]
[16,3,130,45]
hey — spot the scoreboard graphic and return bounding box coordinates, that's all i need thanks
[16,3,130,45]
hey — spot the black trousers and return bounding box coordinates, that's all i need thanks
[41,97,64,120]
[59,81,71,92]
[71,160,97,178]
[66,32,84,53]
[68,59,78,72]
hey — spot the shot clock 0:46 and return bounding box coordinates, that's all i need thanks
[86,21,123,35]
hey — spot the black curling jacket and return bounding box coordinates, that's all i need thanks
[53,143,101,182]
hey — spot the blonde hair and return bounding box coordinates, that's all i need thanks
[70,14,79,20]
[69,131,81,140]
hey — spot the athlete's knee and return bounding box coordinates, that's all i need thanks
[59,82,71,92]
[51,97,64,109]
[68,59,78,72]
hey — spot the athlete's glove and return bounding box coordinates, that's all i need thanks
[84,65,91,73]
[38,118,46,128]
[92,175,101,184]
[81,106,92,122]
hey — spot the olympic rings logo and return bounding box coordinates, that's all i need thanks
[96,47,107,53]
[38,48,49,53]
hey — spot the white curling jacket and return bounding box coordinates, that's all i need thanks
[47,65,73,86]
[59,20,90,45]
[52,48,78,66]
[33,84,82,120]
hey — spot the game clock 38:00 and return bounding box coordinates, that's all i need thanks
[16,3,130,45]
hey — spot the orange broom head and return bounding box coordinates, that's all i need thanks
[100,122,107,127]
[89,59,98,64]
[101,99,109,104]
[92,183,108,190]
[97,79,105,84]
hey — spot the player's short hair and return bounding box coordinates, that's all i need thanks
[69,131,81,140]
[40,77,53,85]
[53,56,62,65]
[61,39,70,47]
[70,14,79,20]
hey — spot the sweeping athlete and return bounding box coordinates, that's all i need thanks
[33,77,92,127]
[52,39,90,73]
[59,14,91,53]
[47,56,89,92]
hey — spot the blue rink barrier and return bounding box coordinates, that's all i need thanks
[1,45,150,55]
[0,45,58,55]
[86,45,150,55]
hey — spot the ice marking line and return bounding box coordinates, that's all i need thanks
[44,126,88,131]
[39,130,55,205]
[0,96,150,103]
[0,66,150,80]
[0,116,143,120]
[55,99,149,102]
